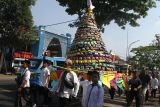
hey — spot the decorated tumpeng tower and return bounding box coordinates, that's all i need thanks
[68,0,111,70]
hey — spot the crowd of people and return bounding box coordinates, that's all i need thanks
[16,59,160,107]
[124,69,160,107]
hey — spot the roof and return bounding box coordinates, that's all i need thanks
[45,57,66,61]
[29,57,66,62]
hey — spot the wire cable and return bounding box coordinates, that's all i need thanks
[45,19,77,27]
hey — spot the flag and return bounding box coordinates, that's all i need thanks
[87,0,95,10]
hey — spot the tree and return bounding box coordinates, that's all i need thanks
[129,44,160,71]
[56,0,156,31]
[0,0,36,72]
[0,0,36,49]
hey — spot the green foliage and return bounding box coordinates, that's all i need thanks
[129,45,160,70]
[56,0,156,31]
[0,0,36,49]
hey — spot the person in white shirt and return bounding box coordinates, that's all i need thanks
[150,74,159,98]
[80,71,92,107]
[53,59,80,107]
[18,60,31,106]
[39,60,51,106]
[19,60,31,89]
[40,60,51,88]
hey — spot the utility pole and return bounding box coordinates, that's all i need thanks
[155,34,160,46]
[128,40,140,57]
[126,30,129,61]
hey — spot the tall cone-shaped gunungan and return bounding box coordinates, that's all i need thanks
[68,12,111,70]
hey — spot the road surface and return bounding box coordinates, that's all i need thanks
[0,75,16,107]
[0,74,160,107]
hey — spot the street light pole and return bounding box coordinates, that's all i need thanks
[127,40,140,58]
[155,34,160,46]
[126,30,129,61]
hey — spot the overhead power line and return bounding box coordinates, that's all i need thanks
[45,19,77,27]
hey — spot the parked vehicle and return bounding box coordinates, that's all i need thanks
[29,57,66,86]
[11,58,26,73]
[12,51,33,73]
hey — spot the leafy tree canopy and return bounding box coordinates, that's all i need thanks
[0,0,36,49]
[56,0,156,31]
[129,44,160,71]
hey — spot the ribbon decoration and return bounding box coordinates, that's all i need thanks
[50,65,127,90]
[101,74,115,88]
[116,78,125,90]
[101,73,127,90]
[110,78,118,90]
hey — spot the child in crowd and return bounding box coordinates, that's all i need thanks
[84,71,104,107]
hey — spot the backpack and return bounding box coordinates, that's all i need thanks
[63,71,74,89]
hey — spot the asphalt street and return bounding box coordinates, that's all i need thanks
[0,78,16,107]
[0,75,160,107]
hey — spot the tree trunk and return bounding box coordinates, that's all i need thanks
[0,52,4,72]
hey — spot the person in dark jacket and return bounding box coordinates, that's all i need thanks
[139,70,151,104]
[127,71,142,107]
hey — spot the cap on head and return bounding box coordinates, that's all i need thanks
[65,59,72,66]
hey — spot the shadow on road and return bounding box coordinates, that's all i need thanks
[103,94,160,107]
[0,80,17,107]
[104,95,126,107]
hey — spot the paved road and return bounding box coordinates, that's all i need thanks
[0,75,160,107]
[103,94,160,107]
[0,78,16,107]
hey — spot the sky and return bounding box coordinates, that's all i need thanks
[31,0,160,59]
